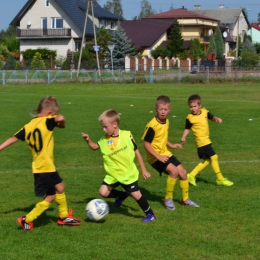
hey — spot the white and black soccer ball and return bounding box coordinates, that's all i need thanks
[86,199,109,222]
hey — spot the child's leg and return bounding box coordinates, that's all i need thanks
[177,165,189,202]
[99,184,128,199]
[165,164,178,200]
[54,182,68,218]
[210,154,224,181]
[131,190,154,216]
[189,159,210,177]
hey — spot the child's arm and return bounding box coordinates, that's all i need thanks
[167,142,182,149]
[134,148,151,179]
[212,116,222,123]
[181,129,190,144]
[0,136,19,151]
[81,132,99,150]
[55,114,66,128]
[144,141,170,163]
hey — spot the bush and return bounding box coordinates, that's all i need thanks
[4,54,16,69]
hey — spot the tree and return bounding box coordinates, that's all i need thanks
[214,26,224,59]
[133,0,156,20]
[106,22,135,69]
[258,12,260,22]
[207,34,216,54]
[189,38,201,59]
[4,54,16,70]
[167,20,184,57]
[103,0,123,18]
[151,46,171,58]
[0,26,19,53]
[96,27,112,60]
[31,52,46,70]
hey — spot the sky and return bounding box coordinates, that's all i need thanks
[1,0,259,31]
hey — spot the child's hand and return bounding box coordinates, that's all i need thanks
[142,170,151,179]
[81,132,90,141]
[172,143,182,149]
[158,155,169,163]
[214,117,222,123]
[181,137,186,144]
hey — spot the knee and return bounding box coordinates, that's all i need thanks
[211,154,218,161]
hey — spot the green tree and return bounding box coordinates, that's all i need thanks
[189,38,201,59]
[254,42,260,54]
[207,34,216,54]
[151,46,171,58]
[106,22,135,68]
[31,52,46,70]
[96,27,112,60]
[214,26,224,59]
[167,20,184,57]
[4,54,16,70]
[133,0,156,20]
[0,26,19,53]
[103,0,123,18]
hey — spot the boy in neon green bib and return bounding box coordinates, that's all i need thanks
[82,109,155,222]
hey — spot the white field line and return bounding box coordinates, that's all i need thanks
[0,160,259,174]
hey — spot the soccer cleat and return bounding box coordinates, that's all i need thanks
[142,213,156,222]
[17,216,33,231]
[114,191,130,208]
[163,198,176,210]
[216,178,234,186]
[57,208,81,226]
[187,173,197,186]
[182,198,200,207]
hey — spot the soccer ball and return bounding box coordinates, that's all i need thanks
[86,199,109,222]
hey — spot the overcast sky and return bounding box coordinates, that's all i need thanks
[1,0,259,31]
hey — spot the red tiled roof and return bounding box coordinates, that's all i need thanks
[121,19,174,50]
[250,23,260,31]
[144,8,219,22]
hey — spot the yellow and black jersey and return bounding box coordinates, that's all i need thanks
[185,108,214,148]
[142,117,172,164]
[15,115,57,173]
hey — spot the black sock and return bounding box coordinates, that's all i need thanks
[137,195,154,215]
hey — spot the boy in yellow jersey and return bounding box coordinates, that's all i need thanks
[142,95,199,210]
[181,94,234,187]
[0,96,81,230]
[81,109,155,222]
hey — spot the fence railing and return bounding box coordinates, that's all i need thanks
[1,67,260,85]
[16,28,71,38]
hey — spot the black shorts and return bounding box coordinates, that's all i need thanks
[197,144,216,159]
[102,180,139,193]
[34,172,63,197]
[151,155,181,176]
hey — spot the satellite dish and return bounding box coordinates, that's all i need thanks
[209,29,213,36]
[223,31,227,38]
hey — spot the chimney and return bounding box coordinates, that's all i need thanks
[194,5,201,10]
[219,4,225,9]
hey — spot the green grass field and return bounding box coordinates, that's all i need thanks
[0,83,259,260]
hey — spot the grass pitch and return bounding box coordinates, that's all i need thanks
[0,83,259,260]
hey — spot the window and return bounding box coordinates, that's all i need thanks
[51,18,63,29]
[111,22,115,29]
[100,20,107,28]
[46,0,50,7]
[75,41,81,52]
[42,18,47,29]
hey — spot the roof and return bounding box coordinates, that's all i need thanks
[144,8,219,22]
[250,22,260,31]
[121,19,174,50]
[191,8,249,26]
[10,0,122,36]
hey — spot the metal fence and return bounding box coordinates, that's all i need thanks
[1,66,260,85]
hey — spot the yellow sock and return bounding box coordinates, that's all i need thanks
[190,159,210,177]
[26,200,50,223]
[179,180,189,202]
[211,154,224,181]
[55,192,68,218]
[165,176,177,200]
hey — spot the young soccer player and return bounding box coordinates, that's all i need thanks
[81,109,155,222]
[142,95,199,210]
[181,94,234,187]
[0,96,81,230]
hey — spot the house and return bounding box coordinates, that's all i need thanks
[191,6,250,56]
[247,22,260,43]
[10,0,122,59]
[121,7,220,57]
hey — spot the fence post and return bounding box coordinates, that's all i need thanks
[93,69,97,83]
[178,68,181,83]
[25,69,28,84]
[70,69,73,81]
[149,67,153,84]
[47,70,50,83]
[2,70,6,85]
[206,66,209,82]
[134,70,136,84]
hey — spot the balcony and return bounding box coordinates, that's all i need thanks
[16,28,71,38]
[182,35,210,43]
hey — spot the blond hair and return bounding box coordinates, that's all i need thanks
[98,109,120,124]
[156,95,171,106]
[36,96,59,114]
